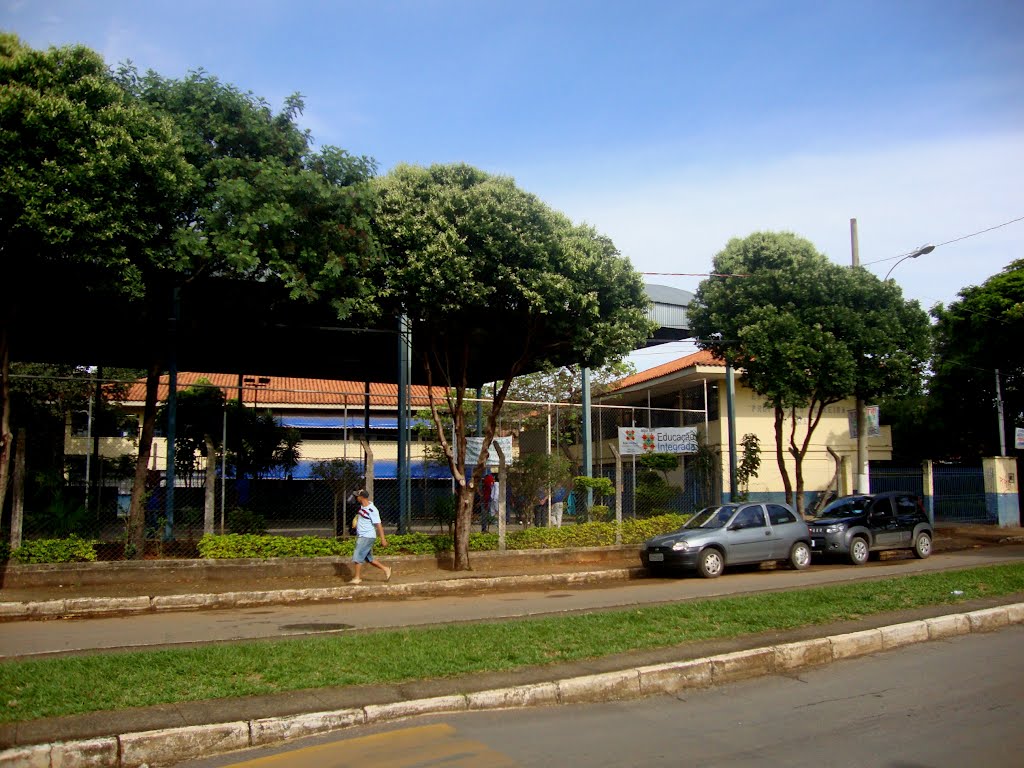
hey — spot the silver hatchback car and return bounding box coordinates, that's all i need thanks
[640,502,812,578]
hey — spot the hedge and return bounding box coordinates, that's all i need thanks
[2,515,691,563]
[196,514,688,560]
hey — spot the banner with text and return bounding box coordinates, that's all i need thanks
[463,436,515,466]
[618,427,699,455]
[847,406,881,439]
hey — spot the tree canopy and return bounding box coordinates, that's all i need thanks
[372,163,653,568]
[928,258,1024,458]
[688,231,931,512]
[0,34,192,297]
[0,34,192,517]
[1,37,381,553]
[118,67,379,318]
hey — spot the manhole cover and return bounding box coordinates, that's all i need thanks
[280,623,354,632]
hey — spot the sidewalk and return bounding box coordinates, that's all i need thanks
[0,545,643,620]
[2,523,1021,617]
[4,598,1023,767]
[1,524,1023,767]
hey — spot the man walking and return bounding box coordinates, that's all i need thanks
[349,489,392,584]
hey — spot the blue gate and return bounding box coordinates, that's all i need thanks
[870,462,988,523]
[933,464,989,523]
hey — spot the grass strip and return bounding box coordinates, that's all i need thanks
[2,563,1022,724]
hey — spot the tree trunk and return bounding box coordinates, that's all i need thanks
[126,361,162,559]
[10,428,25,549]
[453,486,474,570]
[790,400,830,518]
[793,452,806,516]
[773,403,793,505]
[203,433,216,535]
[0,326,12,520]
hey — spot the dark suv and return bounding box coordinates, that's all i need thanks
[807,492,933,565]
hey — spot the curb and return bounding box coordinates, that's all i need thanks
[2,603,1021,768]
[0,568,644,622]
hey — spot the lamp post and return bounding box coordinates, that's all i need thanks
[884,244,935,280]
[851,219,935,494]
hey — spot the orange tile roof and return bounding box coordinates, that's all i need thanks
[613,349,725,390]
[122,373,448,408]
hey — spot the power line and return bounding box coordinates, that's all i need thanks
[862,214,1024,267]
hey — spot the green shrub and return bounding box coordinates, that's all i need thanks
[196,514,690,560]
[432,495,456,533]
[11,535,97,564]
[634,472,676,515]
[226,508,268,535]
[25,493,98,538]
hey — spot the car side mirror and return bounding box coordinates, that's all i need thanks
[729,522,743,531]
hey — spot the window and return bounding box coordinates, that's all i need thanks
[871,497,895,520]
[767,504,797,525]
[733,506,766,529]
[894,495,920,515]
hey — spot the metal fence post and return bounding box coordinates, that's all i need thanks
[610,444,622,545]
[921,459,935,525]
[495,441,507,552]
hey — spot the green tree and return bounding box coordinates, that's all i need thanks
[928,259,1024,458]
[229,408,296,482]
[109,68,378,557]
[311,458,361,538]
[689,232,930,514]
[507,452,573,526]
[157,379,225,534]
[735,433,762,501]
[501,360,635,465]
[634,452,681,516]
[372,163,654,569]
[0,35,191,518]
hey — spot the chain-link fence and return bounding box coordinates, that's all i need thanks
[3,373,719,557]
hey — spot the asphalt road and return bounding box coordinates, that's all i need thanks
[177,622,1024,767]
[3,544,1022,659]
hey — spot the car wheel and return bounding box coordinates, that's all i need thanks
[849,537,870,566]
[789,541,811,570]
[913,531,932,559]
[697,548,724,579]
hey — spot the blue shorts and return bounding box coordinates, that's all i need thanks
[352,536,376,563]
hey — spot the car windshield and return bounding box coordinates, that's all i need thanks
[684,505,737,529]
[818,497,871,519]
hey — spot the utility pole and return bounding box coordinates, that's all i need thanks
[995,369,1007,456]
[850,218,869,494]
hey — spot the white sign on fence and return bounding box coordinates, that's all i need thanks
[464,436,514,466]
[1016,427,1024,451]
[618,427,699,455]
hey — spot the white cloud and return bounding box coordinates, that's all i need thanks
[546,131,1024,305]
[571,132,1024,372]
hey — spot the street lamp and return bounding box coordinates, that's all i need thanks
[851,220,935,496]
[243,376,271,409]
[884,244,936,280]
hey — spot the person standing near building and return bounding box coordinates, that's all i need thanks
[481,470,494,532]
[349,489,392,584]
[489,477,501,525]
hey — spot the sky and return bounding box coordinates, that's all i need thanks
[5,0,1024,372]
